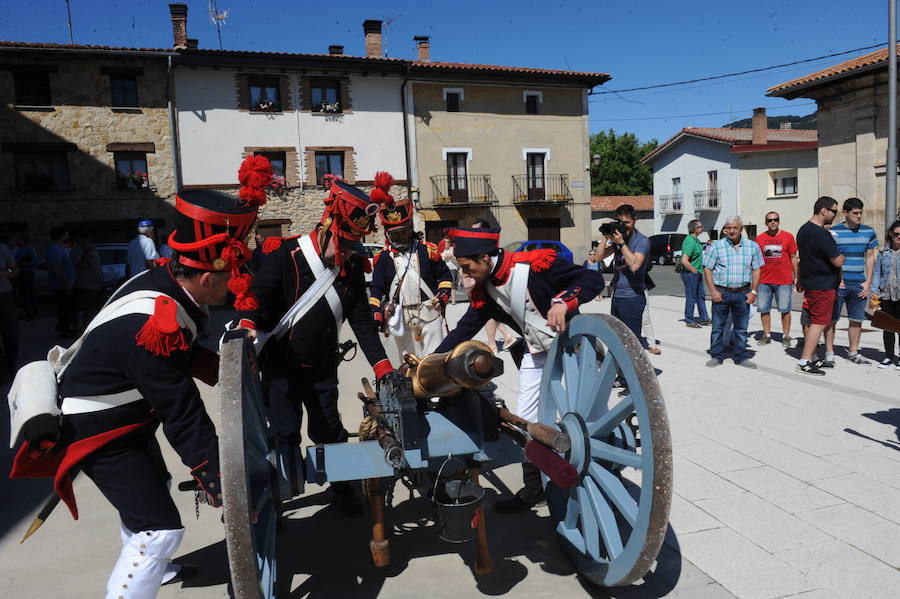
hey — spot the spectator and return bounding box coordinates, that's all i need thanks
[71,231,104,329]
[703,216,763,368]
[680,219,709,328]
[871,219,900,369]
[755,211,798,347]
[126,218,159,276]
[47,226,77,337]
[643,295,661,354]
[796,196,845,375]
[438,229,460,305]
[0,242,19,381]
[583,248,601,272]
[598,204,650,346]
[158,229,175,259]
[11,234,38,320]
[825,198,878,365]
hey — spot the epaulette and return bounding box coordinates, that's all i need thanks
[425,241,440,261]
[262,234,302,255]
[372,249,386,266]
[135,295,189,357]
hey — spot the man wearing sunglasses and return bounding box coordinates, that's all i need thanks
[796,196,845,375]
[755,211,798,347]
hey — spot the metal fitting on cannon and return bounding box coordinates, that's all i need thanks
[403,340,504,400]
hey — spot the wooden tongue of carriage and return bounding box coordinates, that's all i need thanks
[217,314,673,599]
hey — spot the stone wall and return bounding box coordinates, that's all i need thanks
[0,53,176,247]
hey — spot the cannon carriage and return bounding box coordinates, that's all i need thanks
[217,313,673,598]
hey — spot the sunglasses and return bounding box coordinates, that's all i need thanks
[892,232,900,237]
[766,218,779,223]
[825,207,838,214]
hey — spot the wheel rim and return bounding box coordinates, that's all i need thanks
[540,314,672,587]
[219,335,278,599]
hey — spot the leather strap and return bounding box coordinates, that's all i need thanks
[298,235,343,334]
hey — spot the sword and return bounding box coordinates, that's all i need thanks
[20,469,79,544]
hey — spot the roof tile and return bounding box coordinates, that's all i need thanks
[768,44,900,95]
[591,195,653,212]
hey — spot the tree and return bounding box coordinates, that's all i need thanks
[589,129,658,196]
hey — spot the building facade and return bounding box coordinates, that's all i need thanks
[768,45,900,236]
[409,53,607,258]
[0,42,177,246]
[643,113,817,238]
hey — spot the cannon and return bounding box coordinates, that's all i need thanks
[216,314,672,598]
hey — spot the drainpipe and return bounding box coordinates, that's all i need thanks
[400,65,415,210]
[167,55,183,192]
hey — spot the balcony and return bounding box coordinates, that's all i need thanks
[659,193,684,215]
[694,189,721,211]
[512,174,573,204]
[431,175,497,206]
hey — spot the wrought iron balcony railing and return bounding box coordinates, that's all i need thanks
[659,194,684,214]
[694,189,721,211]
[431,175,497,206]
[512,174,572,204]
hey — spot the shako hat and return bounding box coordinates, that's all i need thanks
[373,172,411,231]
[449,227,501,256]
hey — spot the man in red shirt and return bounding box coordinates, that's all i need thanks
[755,211,799,347]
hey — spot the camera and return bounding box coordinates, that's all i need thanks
[599,220,628,238]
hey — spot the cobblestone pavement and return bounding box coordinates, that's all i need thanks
[2,293,899,598]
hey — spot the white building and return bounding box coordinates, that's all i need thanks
[641,110,817,238]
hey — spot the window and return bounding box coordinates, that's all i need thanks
[447,152,468,202]
[446,92,460,112]
[773,170,798,196]
[114,151,149,189]
[314,151,344,184]
[310,78,341,113]
[110,76,138,107]
[14,72,51,106]
[14,152,70,192]
[254,151,286,179]
[672,177,681,195]
[525,94,539,114]
[248,76,281,112]
[708,170,718,190]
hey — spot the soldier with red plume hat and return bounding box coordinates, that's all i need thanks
[369,175,452,357]
[8,155,272,598]
[235,173,395,516]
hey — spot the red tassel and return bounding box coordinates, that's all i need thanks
[360,255,372,274]
[228,272,252,296]
[469,285,486,309]
[154,257,172,267]
[262,236,283,254]
[370,171,394,204]
[238,155,273,207]
[234,291,258,312]
[512,249,557,272]
[134,296,188,357]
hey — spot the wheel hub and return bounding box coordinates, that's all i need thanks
[559,411,590,481]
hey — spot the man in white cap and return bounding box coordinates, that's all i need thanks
[127,218,159,276]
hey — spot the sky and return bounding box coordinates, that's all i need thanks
[0,0,892,144]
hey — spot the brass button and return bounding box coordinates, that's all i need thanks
[209,482,216,488]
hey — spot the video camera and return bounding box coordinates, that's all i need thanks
[599,220,629,238]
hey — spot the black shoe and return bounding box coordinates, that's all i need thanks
[330,482,363,517]
[812,358,835,369]
[796,362,825,376]
[494,494,546,514]
[161,564,197,586]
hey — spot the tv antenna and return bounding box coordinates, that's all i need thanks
[208,0,230,49]
[65,0,74,44]
[381,14,401,57]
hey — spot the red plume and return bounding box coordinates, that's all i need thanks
[238,155,273,207]
[370,171,394,204]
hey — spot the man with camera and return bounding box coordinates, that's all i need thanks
[598,204,651,347]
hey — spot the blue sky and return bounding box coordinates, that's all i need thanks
[0,1,890,144]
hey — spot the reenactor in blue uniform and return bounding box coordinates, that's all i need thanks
[435,228,604,512]
[9,154,274,599]
[236,173,395,516]
[369,193,453,357]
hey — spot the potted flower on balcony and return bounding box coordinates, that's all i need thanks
[254,100,279,112]
[267,175,288,198]
[117,170,149,190]
[317,100,341,114]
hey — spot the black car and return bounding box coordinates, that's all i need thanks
[648,234,687,265]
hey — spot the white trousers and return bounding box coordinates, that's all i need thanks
[107,526,184,599]
[516,351,546,423]
[392,304,446,357]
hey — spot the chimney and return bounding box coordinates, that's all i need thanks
[363,20,383,58]
[414,36,430,61]
[780,121,792,130]
[329,44,344,55]
[186,38,198,50]
[168,3,188,49]
[751,107,768,145]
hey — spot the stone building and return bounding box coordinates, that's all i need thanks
[0,41,178,247]
[768,45,900,236]
[408,37,608,258]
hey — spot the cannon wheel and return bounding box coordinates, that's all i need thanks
[540,314,672,587]
[219,334,279,599]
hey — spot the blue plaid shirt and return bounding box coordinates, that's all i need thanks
[703,237,764,287]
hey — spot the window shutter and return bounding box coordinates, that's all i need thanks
[300,77,311,111]
[340,79,350,112]
[237,74,249,111]
[279,76,291,111]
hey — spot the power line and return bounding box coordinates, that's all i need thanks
[590,43,885,96]
[590,102,816,122]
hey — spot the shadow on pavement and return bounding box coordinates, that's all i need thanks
[844,408,900,453]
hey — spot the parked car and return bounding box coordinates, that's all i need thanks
[361,242,384,285]
[35,242,132,296]
[648,234,686,266]
[505,240,574,263]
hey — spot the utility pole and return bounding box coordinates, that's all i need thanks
[65,0,74,44]
[888,0,897,223]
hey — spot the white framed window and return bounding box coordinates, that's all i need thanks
[442,87,464,112]
[523,90,543,114]
[522,147,551,162]
[771,169,798,196]
[442,147,472,161]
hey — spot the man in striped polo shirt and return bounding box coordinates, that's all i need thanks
[827,197,878,365]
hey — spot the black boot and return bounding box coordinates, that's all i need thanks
[495,462,546,514]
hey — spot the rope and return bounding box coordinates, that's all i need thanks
[358,415,379,441]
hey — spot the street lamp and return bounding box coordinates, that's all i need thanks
[592,153,601,167]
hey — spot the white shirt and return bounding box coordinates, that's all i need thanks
[127,234,159,276]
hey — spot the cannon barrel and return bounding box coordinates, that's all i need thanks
[404,340,504,400]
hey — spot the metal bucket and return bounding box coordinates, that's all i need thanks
[433,457,484,543]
